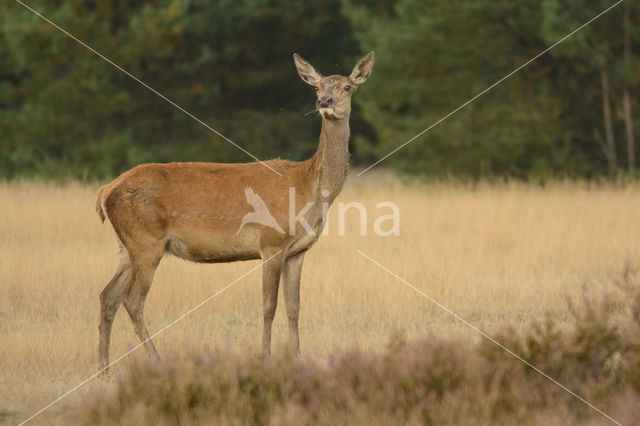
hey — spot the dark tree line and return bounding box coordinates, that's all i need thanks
[1,0,638,180]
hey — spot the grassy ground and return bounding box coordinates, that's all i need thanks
[1,178,639,424]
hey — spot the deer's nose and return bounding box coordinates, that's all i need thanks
[317,97,334,108]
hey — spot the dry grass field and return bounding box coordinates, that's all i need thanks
[1,177,640,424]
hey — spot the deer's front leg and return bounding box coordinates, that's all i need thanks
[282,251,305,354]
[261,252,284,355]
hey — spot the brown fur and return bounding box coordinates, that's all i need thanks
[97,52,374,372]
[95,186,106,223]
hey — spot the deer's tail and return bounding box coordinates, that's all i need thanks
[96,185,108,223]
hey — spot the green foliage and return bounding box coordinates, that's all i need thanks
[1,1,638,179]
[346,0,640,179]
[0,0,359,179]
[71,270,640,425]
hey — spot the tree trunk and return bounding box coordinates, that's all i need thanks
[601,68,617,179]
[623,1,635,174]
[623,89,635,173]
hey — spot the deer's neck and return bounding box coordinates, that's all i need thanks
[311,116,351,203]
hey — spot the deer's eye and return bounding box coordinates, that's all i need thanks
[344,85,351,91]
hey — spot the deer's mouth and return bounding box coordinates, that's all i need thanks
[318,107,338,119]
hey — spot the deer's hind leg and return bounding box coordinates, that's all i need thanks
[122,241,165,361]
[99,254,132,373]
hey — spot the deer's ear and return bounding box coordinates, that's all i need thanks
[349,51,375,85]
[293,53,323,86]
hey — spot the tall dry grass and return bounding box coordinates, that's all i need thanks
[1,178,640,423]
[70,277,640,425]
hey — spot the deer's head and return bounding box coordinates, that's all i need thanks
[294,52,374,121]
